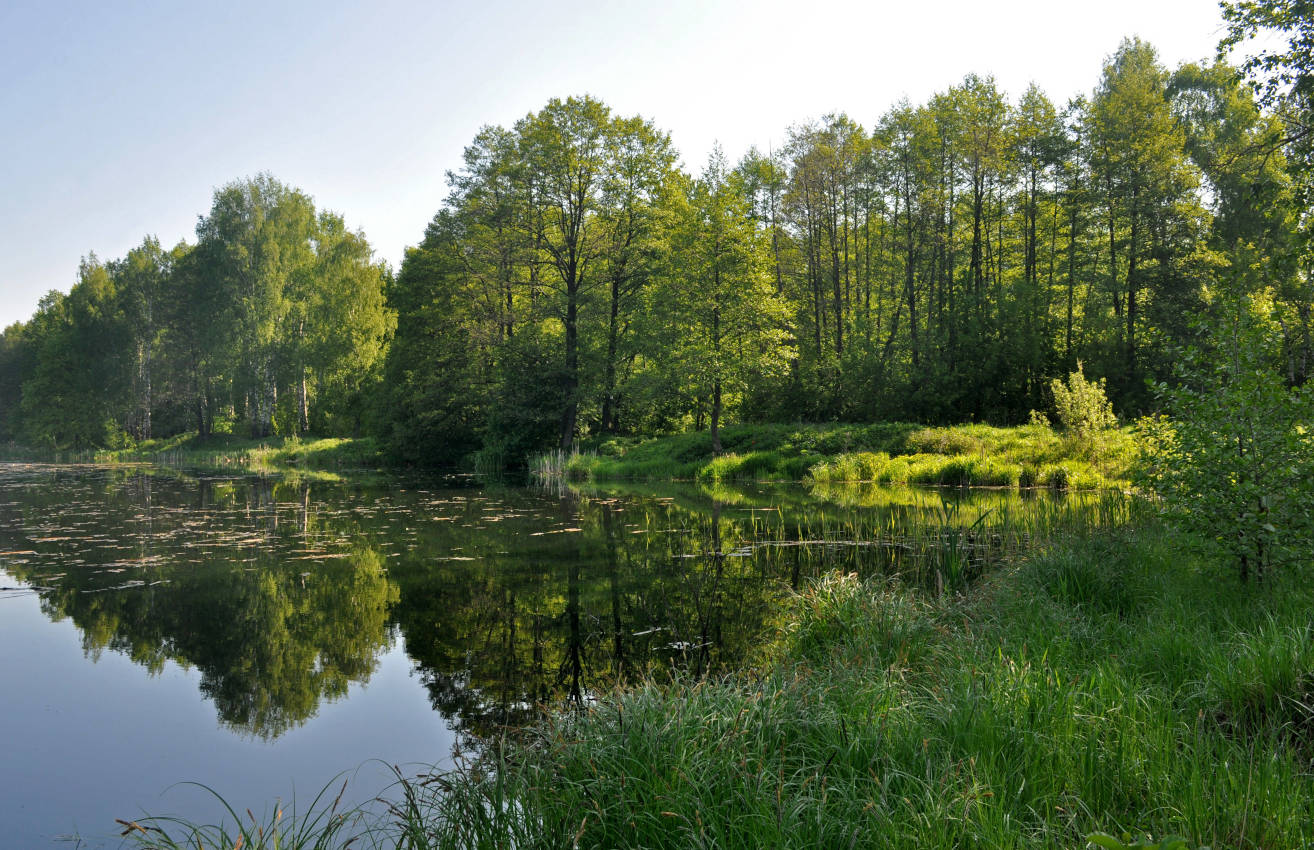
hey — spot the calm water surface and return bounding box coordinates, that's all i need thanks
[0,463,1104,847]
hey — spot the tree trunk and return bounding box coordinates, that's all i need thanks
[1067,202,1078,364]
[252,358,276,438]
[1127,194,1139,376]
[711,302,722,454]
[601,273,622,433]
[297,320,309,433]
[194,379,206,438]
[298,366,309,434]
[559,279,579,451]
[711,378,722,455]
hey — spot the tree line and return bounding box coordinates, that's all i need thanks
[2,30,1309,466]
[383,37,1307,466]
[0,175,392,447]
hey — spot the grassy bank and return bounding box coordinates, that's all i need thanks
[402,521,1313,848]
[93,433,386,479]
[545,422,1136,489]
[129,515,1314,849]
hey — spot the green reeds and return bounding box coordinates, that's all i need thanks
[121,776,367,849]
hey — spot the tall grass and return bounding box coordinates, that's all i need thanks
[126,503,1314,849]
[547,422,1136,489]
[11,432,391,479]
[120,776,368,849]
[396,524,1310,849]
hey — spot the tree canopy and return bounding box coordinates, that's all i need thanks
[4,31,1311,477]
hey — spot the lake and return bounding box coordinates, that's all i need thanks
[0,463,1113,847]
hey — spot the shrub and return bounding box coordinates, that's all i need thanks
[905,427,982,456]
[1043,464,1070,490]
[1140,291,1314,582]
[1050,362,1117,444]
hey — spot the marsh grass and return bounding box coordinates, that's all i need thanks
[119,776,370,849]
[547,422,1136,489]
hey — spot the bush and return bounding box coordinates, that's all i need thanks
[1140,292,1314,582]
[905,426,982,456]
[1050,362,1117,444]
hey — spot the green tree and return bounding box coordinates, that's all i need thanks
[515,96,616,450]
[1049,361,1118,452]
[1009,84,1068,409]
[196,175,317,438]
[109,236,171,439]
[1086,39,1209,400]
[382,213,492,466]
[20,258,132,448]
[293,212,393,434]
[192,175,390,439]
[658,151,790,452]
[595,115,679,434]
[162,240,233,438]
[1170,58,1310,385]
[1221,0,1314,203]
[1142,281,1314,582]
[0,322,32,442]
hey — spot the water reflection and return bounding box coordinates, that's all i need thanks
[0,464,1118,744]
[0,467,398,738]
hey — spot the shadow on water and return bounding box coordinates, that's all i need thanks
[0,464,1124,745]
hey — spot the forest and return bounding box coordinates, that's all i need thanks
[1,22,1310,470]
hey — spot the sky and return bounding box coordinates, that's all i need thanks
[0,0,1233,330]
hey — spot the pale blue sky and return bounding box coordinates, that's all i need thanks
[1,0,1229,329]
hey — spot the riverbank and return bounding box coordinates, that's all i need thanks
[2,434,388,481]
[545,422,1137,489]
[407,520,1313,848]
[125,513,1314,849]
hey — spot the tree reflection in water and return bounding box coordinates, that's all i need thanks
[0,465,1110,745]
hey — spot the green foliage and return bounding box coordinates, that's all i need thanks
[379,222,483,467]
[1051,362,1118,441]
[18,260,133,448]
[9,35,1314,473]
[1087,834,1205,850]
[96,432,384,479]
[194,175,393,439]
[1140,289,1314,581]
[1204,616,1314,737]
[339,523,1311,849]
[376,48,1268,467]
[786,572,934,667]
[560,422,1135,490]
[5,176,391,451]
[1221,1,1314,222]
[655,148,791,452]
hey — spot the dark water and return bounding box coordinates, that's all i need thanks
[0,463,1110,847]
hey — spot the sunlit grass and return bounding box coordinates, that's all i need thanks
[83,432,387,480]
[549,422,1136,489]
[393,522,1313,849]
